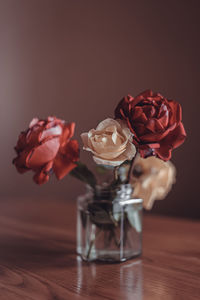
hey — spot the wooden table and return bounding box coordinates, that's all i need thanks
[0,198,199,300]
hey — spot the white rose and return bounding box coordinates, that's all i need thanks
[81,118,136,167]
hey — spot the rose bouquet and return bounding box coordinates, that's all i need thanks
[13,90,186,262]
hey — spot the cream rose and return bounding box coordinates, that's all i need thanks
[81,118,136,166]
[131,156,176,209]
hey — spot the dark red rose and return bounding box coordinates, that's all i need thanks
[13,116,79,184]
[115,90,186,161]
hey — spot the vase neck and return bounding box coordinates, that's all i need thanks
[115,183,133,200]
[86,183,133,201]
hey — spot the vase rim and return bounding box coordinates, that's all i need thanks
[117,198,143,205]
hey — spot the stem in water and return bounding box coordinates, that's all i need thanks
[127,156,136,183]
[86,229,102,260]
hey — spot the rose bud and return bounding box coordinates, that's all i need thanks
[13,116,79,184]
[115,90,186,161]
[130,156,176,209]
[81,118,136,167]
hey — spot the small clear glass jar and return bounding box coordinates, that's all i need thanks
[77,184,143,262]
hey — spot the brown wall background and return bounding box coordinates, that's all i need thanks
[0,0,199,219]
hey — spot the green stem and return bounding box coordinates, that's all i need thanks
[86,229,102,260]
[109,211,118,227]
[111,228,120,248]
[70,161,97,189]
[127,156,136,183]
[114,166,119,181]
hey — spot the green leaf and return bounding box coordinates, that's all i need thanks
[88,202,117,228]
[88,202,112,225]
[70,162,97,188]
[95,165,107,175]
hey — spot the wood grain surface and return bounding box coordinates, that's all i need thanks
[0,197,199,300]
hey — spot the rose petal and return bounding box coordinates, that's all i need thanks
[142,105,156,118]
[45,116,63,129]
[157,109,169,128]
[53,139,79,180]
[132,107,148,123]
[96,118,122,131]
[132,156,176,209]
[40,125,62,141]
[134,90,153,105]
[115,95,133,119]
[26,126,44,147]
[81,132,89,148]
[13,149,30,171]
[93,141,136,166]
[60,122,75,147]
[26,137,60,168]
[89,128,127,159]
[119,141,136,161]
[13,155,29,173]
[134,123,147,136]
[92,144,127,159]
[155,122,186,160]
[168,100,182,126]
[127,119,140,141]
[33,171,49,185]
[33,160,53,185]
[146,118,164,133]
[14,132,27,153]
[93,156,123,167]
[88,133,127,158]
[29,118,39,128]
[139,123,176,143]
[155,146,172,161]
[163,122,186,149]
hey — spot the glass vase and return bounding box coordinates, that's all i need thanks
[77,184,143,262]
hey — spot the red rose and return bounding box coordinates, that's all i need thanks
[115,90,186,161]
[13,116,79,184]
